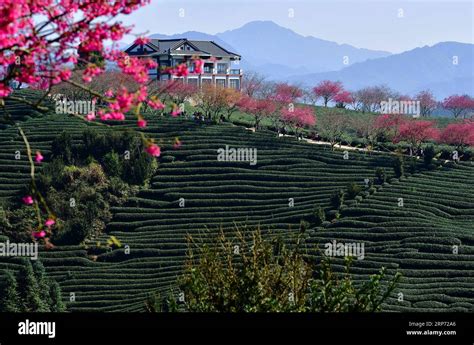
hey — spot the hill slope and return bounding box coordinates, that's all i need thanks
[0,110,473,312]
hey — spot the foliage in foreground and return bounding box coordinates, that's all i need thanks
[151,227,401,312]
[0,129,156,245]
[0,260,65,312]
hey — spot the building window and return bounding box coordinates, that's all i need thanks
[216,79,226,87]
[217,63,227,74]
[229,79,240,90]
[202,79,212,85]
[203,64,213,73]
[188,78,198,87]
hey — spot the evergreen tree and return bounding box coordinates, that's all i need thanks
[49,281,66,312]
[0,271,21,312]
[17,260,49,312]
[33,261,52,311]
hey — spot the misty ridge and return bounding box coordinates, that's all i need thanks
[128,20,473,100]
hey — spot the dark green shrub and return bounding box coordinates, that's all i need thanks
[393,156,404,178]
[103,151,122,177]
[346,182,362,199]
[122,152,157,185]
[51,131,74,165]
[330,189,345,209]
[314,205,326,226]
[423,146,436,168]
[375,167,386,185]
[299,220,310,233]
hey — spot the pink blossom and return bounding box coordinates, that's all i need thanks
[148,98,165,110]
[35,151,44,163]
[45,219,56,228]
[146,144,161,157]
[0,1,148,95]
[172,64,189,77]
[193,59,204,74]
[171,104,182,117]
[22,195,34,205]
[0,84,12,98]
[134,37,150,45]
[313,80,343,107]
[82,64,103,83]
[281,107,316,129]
[33,231,46,239]
[137,119,147,128]
[85,112,96,121]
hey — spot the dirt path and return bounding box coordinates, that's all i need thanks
[244,126,390,155]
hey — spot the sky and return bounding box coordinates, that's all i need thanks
[118,0,473,54]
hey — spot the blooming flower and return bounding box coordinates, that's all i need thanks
[172,63,189,77]
[85,112,96,121]
[45,219,55,228]
[0,84,12,98]
[33,231,46,239]
[35,151,44,163]
[134,37,150,45]
[137,119,147,128]
[145,144,161,157]
[193,59,204,74]
[171,104,181,117]
[148,98,165,110]
[105,89,114,98]
[82,64,103,83]
[22,195,34,205]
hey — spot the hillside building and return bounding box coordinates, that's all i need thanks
[125,38,242,90]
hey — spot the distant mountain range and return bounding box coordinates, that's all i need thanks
[288,41,474,99]
[126,20,473,99]
[148,21,391,78]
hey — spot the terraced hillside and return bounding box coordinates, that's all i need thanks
[0,106,473,312]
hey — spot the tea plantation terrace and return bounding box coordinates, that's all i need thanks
[0,106,473,312]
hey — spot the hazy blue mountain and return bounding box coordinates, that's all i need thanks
[216,21,391,74]
[143,21,391,78]
[288,42,474,99]
[148,29,318,77]
[127,22,472,98]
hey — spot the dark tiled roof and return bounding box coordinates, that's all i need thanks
[146,39,240,58]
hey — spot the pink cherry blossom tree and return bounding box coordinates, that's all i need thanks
[312,80,343,107]
[415,90,437,117]
[442,95,474,119]
[281,106,316,138]
[0,0,188,241]
[373,113,405,141]
[237,95,274,129]
[439,121,474,149]
[393,119,440,155]
[334,90,353,109]
[266,83,303,133]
